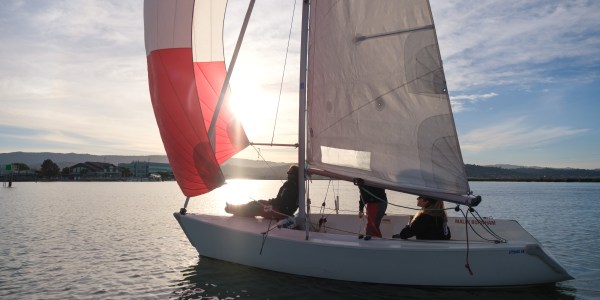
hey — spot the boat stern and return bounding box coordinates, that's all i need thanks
[525,243,574,281]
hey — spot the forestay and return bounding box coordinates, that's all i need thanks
[306,0,475,205]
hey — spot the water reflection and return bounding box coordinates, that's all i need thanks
[172,258,253,299]
[174,256,575,300]
[1,182,589,299]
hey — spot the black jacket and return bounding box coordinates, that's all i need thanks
[269,179,299,216]
[399,214,451,240]
[358,185,387,212]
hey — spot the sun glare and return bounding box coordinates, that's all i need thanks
[214,179,270,205]
[229,77,272,140]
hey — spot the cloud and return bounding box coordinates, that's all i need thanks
[452,93,498,102]
[450,92,498,112]
[0,1,159,155]
[461,117,589,152]
[431,0,600,91]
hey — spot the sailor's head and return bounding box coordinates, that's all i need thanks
[417,195,444,210]
[287,165,299,177]
[417,195,435,206]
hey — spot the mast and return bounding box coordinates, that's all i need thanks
[207,0,256,147]
[297,0,309,236]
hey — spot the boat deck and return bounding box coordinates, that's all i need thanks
[189,213,539,248]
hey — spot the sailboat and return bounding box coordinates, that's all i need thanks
[143,0,572,287]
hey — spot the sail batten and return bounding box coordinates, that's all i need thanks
[355,24,435,42]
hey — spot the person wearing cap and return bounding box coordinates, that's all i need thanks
[393,196,451,240]
[225,165,299,219]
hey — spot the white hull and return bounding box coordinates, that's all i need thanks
[174,213,572,287]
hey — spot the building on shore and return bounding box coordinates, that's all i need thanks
[118,161,173,179]
[69,162,121,180]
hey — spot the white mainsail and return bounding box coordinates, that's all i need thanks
[306,0,474,205]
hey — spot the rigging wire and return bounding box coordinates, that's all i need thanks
[270,0,298,144]
[316,180,334,232]
[259,218,275,255]
[250,144,285,184]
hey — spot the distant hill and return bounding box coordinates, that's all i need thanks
[1,151,599,181]
[221,159,292,179]
[0,151,294,179]
[0,152,169,169]
[466,164,600,181]
[488,164,545,170]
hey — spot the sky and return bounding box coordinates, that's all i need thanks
[0,0,599,169]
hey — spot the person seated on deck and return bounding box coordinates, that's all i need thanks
[224,165,299,220]
[392,196,451,240]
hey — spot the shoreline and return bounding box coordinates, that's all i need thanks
[4,177,600,183]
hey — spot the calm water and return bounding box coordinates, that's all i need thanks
[0,181,598,299]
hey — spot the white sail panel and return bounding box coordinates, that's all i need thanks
[144,0,194,55]
[190,0,248,162]
[192,0,227,62]
[307,0,471,203]
[320,146,371,171]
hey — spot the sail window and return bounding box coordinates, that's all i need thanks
[320,146,371,171]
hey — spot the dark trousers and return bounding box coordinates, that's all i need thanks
[228,200,286,219]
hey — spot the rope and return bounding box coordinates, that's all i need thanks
[255,199,298,255]
[468,208,507,243]
[316,180,333,232]
[462,209,474,275]
[357,213,367,239]
[249,145,285,184]
[306,178,311,216]
[259,218,275,255]
[270,0,297,144]
[452,205,509,276]
[248,196,295,219]
[454,206,507,243]
[357,185,389,205]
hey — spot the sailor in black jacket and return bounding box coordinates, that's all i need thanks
[394,196,451,240]
[225,165,299,219]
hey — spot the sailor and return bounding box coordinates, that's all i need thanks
[357,182,388,240]
[393,196,451,240]
[225,165,299,219]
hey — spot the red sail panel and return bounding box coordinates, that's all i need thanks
[147,48,224,197]
[194,61,249,164]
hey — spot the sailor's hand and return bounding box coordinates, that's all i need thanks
[263,205,273,212]
[358,211,364,218]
